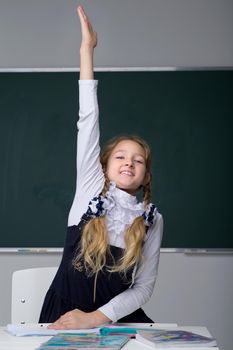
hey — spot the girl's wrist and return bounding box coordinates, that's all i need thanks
[90,310,111,327]
[80,44,95,55]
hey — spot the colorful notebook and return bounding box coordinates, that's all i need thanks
[136,329,217,348]
[36,332,129,349]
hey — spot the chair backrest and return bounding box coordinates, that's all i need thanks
[11,267,57,324]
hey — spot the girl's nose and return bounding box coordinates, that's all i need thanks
[125,159,134,167]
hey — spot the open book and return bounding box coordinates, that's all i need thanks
[136,329,217,348]
[6,323,99,336]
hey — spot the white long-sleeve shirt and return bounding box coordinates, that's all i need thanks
[68,80,163,322]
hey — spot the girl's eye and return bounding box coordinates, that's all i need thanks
[116,156,124,159]
[135,159,144,164]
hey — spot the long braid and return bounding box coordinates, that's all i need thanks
[73,177,110,276]
[101,176,110,197]
[143,180,152,208]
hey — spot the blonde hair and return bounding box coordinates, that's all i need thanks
[73,135,152,276]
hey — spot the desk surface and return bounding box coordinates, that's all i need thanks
[0,326,219,350]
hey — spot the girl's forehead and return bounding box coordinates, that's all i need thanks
[112,140,146,156]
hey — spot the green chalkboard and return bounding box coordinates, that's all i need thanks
[0,71,232,248]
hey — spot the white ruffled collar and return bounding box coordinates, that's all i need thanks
[85,181,157,230]
[103,182,144,235]
[106,182,144,212]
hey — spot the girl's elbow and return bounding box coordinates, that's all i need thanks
[133,283,154,305]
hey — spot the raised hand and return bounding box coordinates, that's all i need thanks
[77,6,97,80]
[77,5,97,51]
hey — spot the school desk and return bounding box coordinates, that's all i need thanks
[0,326,219,350]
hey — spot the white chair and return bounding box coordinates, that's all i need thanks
[11,267,58,324]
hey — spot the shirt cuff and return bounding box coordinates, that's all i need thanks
[79,80,98,85]
[98,304,118,323]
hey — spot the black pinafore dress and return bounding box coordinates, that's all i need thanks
[39,212,153,323]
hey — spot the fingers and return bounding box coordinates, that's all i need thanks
[47,320,69,330]
[47,312,70,329]
[48,322,65,330]
[47,309,94,330]
[77,5,88,26]
[77,5,87,22]
[47,320,63,329]
[77,5,92,32]
[47,310,81,330]
[76,5,97,48]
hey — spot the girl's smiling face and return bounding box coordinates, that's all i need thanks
[106,140,149,195]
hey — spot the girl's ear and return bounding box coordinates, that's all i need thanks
[143,172,151,186]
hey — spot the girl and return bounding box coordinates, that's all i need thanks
[39,6,163,329]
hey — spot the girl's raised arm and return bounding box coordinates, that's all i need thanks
[68,7,104,226]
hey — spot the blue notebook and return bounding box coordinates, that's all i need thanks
[36,332,129,349]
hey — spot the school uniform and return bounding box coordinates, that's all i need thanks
[39,80,163,323]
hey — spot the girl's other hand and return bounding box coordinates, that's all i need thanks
[47,309,95,329]
[47,308,110,329]
[77,5,97,50]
